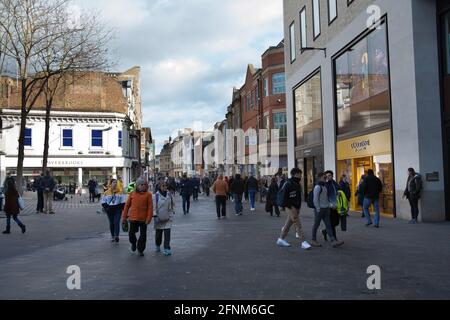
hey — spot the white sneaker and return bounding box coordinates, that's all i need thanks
[301,241,312,250]
[277,238,291,247]
[296,232,299,239]
[251,208,255,211]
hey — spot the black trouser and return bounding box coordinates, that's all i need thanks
[182,194,191,214]
[129,221,148,253]
[215,196,227,218]
[409,196,420,220]
[205,187,210,197]
[323,208,340,240]
[155,229,171,250]
[36,190,44,212]
[270,205,281,217]
[193,189,199,201]
[89,190,96,202]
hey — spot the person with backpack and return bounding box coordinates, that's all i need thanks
[212,175,229,220]
[276,168,311,250]
[102,179,126,243]
[362,169,383,228]
[403,168,423,224]
[154,182,175,256]
[266,176,281,217]
[2,179,26,235]
[309,173,343,248]
[122,178,153,257]
[230,174,245,216]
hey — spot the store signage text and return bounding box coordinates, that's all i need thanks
[45,160,84,166]
[351,140,370,153]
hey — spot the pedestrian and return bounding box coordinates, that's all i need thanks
[339,175,351,202]
[212,174,229,220]
[227,176,234,202]
[403,168,423,224]
[122,178,153,257]
[40,170,56,215]
[246,173,259,211]
[361,169,383,228]
[3,172,15,194]
[154,182,175,256]
[102,179,126,243]
[276,168,312,250]
[2,179,26,234]
[266,176,281,217]
[34,173,44,214]
[310,173,344,248]
[356,175,366,218]
[180,174,194,215]
[202,176,211,197]
[230,174,245,216]
[243,176,249,203]
[321,171,341,242]
[88,177,98,203]
[192,176,200,201]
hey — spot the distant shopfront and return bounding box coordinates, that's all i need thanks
[333,17,395,216]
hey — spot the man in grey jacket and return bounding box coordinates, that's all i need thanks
[310,172,344,248]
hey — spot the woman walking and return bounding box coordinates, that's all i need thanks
[154,182,175,256]
[2,179,26,234]
[266,176,281,217]
[102,179,126,243]
[356,175,366,218]
[122,178,153,257]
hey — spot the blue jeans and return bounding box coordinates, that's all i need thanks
[6,215,24,228]
[249,189,257,209]
[182,194,191,214]
[106,206,122,238]
[363,198,380,226]
[234,193,243,214]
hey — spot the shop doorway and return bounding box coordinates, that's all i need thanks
[298,156,324,201]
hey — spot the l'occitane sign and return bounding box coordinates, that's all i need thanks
[337,130,391,160]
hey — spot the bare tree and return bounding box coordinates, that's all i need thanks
[38,8,114,172]
[0,0,113,192]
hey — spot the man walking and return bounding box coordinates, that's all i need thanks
[276,168,311,250]
[202,176,211,197]
[40,170,56,214]
[362,169,383,228]
[310,173,344,248]
[88,177,98,203]
[230,174,245,216]
[403,168,423,224]
[322,171,341,242]
[212,175,229,220]
[180,174,193,215]
[33,173,44,214]
[246,173,259,211]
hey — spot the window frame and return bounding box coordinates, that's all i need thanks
[312,0,321,41]
[24,127,32,147]
[118,130,123,148]
[299,6,307,50]
[328,0,338,25]
[272,72,286,95]
[273,111,288,139]
[91,129,104,148]
[61,128,74,148]
[289,21,297,63]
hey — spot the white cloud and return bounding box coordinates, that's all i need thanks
[73,0,283,152]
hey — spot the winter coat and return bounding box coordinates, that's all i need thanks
[362,175,383,200]
[4,189,20,216]
[267,181,279,203]
[122,191,153,224]
[230,178,245,195]
[154,191,175,230]
[180,178,194,196]
[282,178,303,209]
[212,179,229,197]
[245,176,259,191]
[40,175,56,192]
[404,174,423,199]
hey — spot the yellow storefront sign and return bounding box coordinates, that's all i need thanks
[337,130,391,160]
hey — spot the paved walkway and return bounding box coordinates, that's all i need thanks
[0,193,450,300]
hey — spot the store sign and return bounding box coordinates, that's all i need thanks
[45,160,84,167]
[337,130,391,160]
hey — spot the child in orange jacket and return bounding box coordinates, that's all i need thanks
[122,178,153,257]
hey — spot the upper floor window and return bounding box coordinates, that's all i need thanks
[264,78,269,97]
[24,128,32,147]
[300,7,307,49]
[91,130,103,148]
[272,73,286,95]
[328,0,337,24]
[273,112,287,138]
[118,130,123,147]
[313,0,321,39]
[289,22,296,62]
[62,129,73,147]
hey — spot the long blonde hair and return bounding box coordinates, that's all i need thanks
[104,179,122,196]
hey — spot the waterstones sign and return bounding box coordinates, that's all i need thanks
[45,160,84,167]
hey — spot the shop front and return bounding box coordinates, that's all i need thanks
[337,130,395,216]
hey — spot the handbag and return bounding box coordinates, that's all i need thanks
[122,220,129,232]
[18,196,25,211]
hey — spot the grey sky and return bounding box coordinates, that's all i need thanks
[74,0,284,153]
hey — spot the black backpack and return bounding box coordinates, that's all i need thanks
[276,182,288,207]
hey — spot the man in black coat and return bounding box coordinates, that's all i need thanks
[403,168,423,224]
[180,175,194,215]
[33,173,44,213]
[361,169,383,228]
[266,176,281,217]
[230,174,245,215]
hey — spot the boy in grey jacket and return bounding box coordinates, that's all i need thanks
[310,173,344,248]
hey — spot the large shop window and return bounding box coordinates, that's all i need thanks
[294,72,323,146]
[334,21,391,136]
